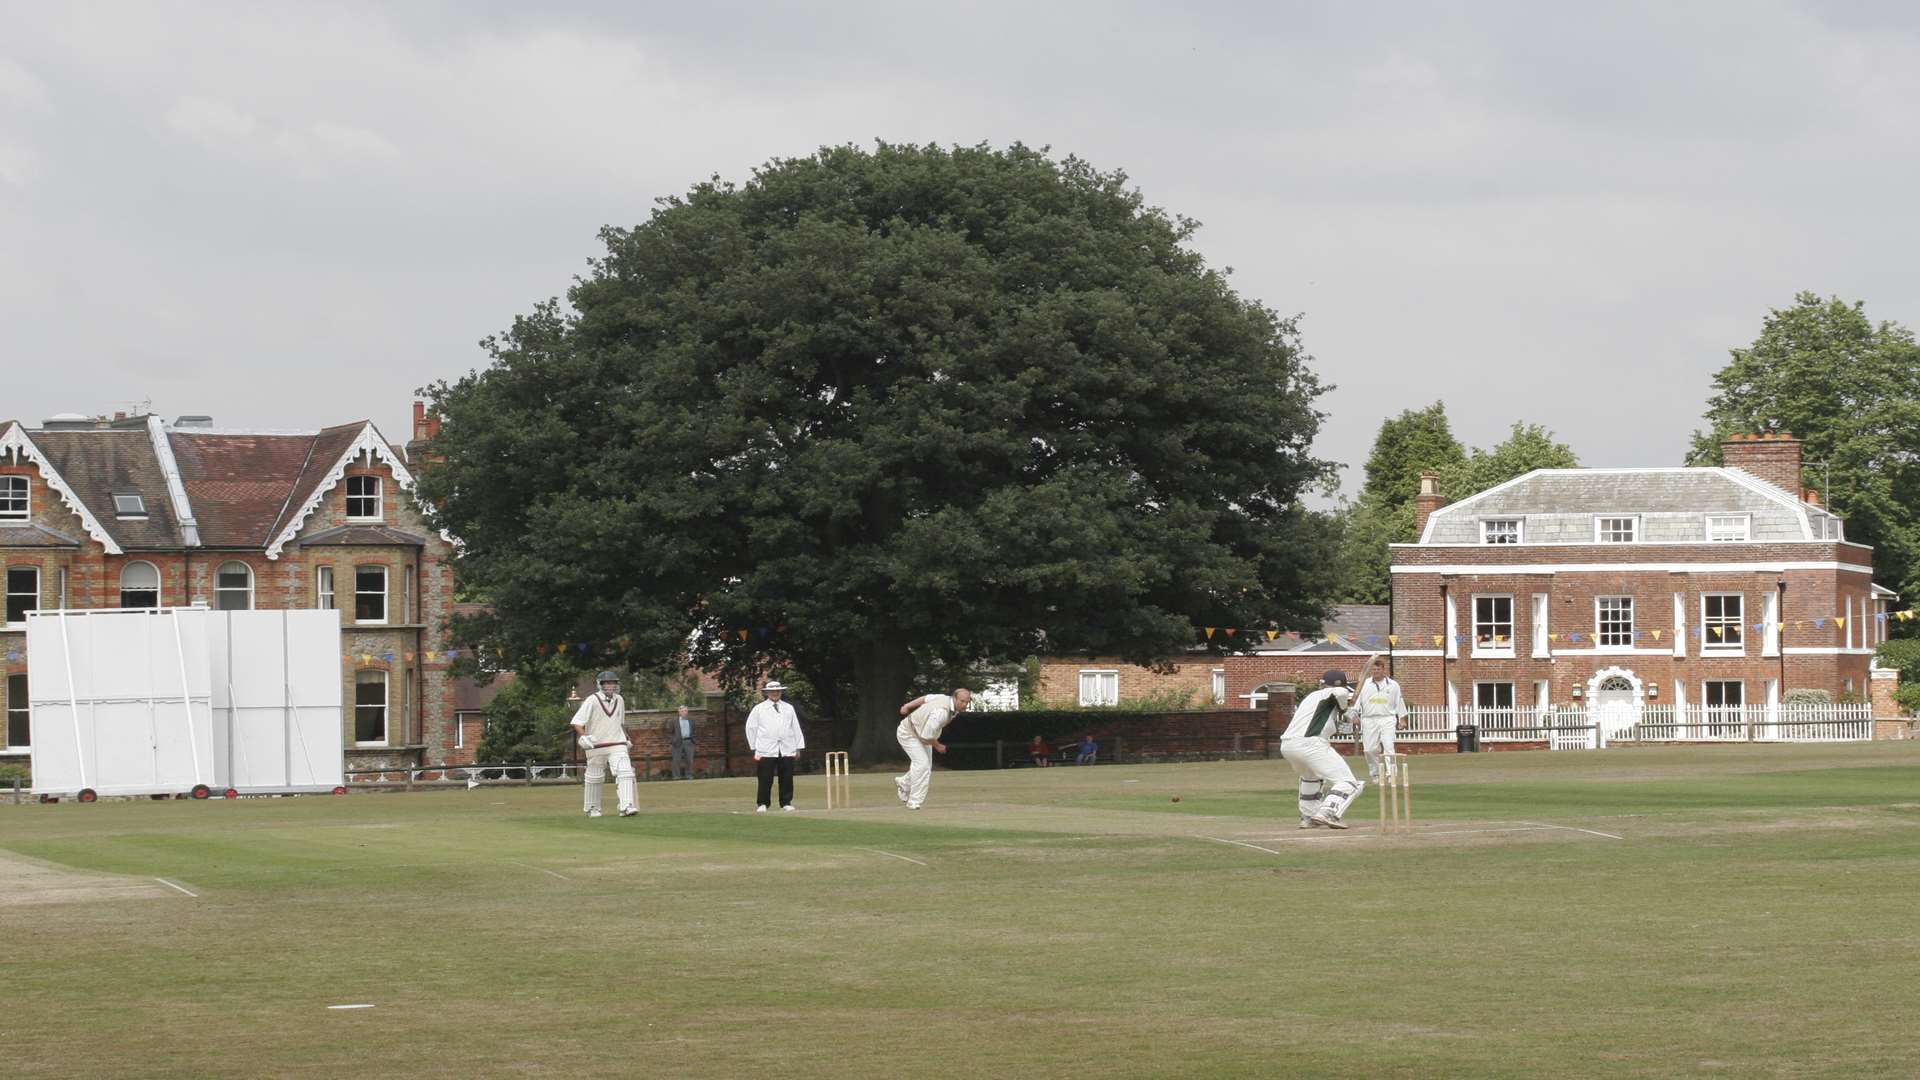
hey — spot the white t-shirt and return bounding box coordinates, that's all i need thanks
[1282,686,1350,740]
[571,693,628,745]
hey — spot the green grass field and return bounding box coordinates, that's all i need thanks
[4,744,1919,1079]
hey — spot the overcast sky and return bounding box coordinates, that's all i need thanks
[4,1,1917,498]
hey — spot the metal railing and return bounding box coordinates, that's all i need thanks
[1405,703,1875,747]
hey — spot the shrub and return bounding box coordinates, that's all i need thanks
[0,762,28,784]
[1781,688,1832,705]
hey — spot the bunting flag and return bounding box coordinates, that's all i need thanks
[1709,626,1722,639]
[1204,627,1216,639]
[1224,628,1237,638]
[1265,630,1278,641]
[1433,635,1443,647]
[1650,630,1662,641]
[1387,634,1398,646]
[737,629,750,641]
[383,651,395,663]
[1366,634,1381,645]
[1813,619,1825,630]
[536,644,549,656]
[616,636,632,649]
[404,651,415,663]
[1324,633,1335,643]
[1835,617,1846,628]
[1548,633,1559,642]
[1569,632,1582,642]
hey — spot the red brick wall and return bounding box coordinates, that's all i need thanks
[1035,656,1221,707]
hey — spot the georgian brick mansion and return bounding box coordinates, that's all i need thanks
[1387,433,1893,726]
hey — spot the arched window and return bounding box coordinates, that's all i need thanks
[120,562,160,609]
[215,561,253,611]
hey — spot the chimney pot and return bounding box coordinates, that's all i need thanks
[1721,431,1804,496]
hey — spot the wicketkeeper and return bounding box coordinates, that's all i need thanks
[1282,669,1365,830]
[572,670,637,818]
[1346,653,1410,781]
[894,688,971,810]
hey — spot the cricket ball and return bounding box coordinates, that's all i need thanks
[1170,794,1181,803]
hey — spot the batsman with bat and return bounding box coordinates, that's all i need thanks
[572,670,637,818]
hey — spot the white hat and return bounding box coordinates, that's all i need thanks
[763,680,786,691]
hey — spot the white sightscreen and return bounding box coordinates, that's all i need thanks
[27,609,216,796]
[208,610,344,790]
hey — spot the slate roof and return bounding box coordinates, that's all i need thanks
[29,429,186,549]
[1421,468,1837,544]
[0,523,82,547]
[301,524,427,547]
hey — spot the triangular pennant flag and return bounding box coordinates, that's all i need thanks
[1387,634,1398,646]
[536,644,549,656]
[1548,633,1559,642]
[1205,627,1216,639]
[1569,632,1582,642]
[1432,635,1443,647]
[1265,630,1278,641]
[404,652,415,663]
[1813,619,1825,630]
[1650,630,1661,641]
[1224,628,1237,638]
[1835,617,1845,628]
[737,629,750,641]
[1325,633,1336,643]
[1367,634,1380,645]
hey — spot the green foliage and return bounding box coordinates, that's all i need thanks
[1691,293,1920,611]
[1780,688,1831,705]
[473,657,583,764]
[1336,414,1577,603]
[420,143,1338,758]
[0,762,28,784]
[623,669,706,711]
[1875,639,1920,713]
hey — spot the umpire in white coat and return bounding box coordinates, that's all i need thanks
[1346,654,1410,781]
[744,680,805,812]
[571,671,637,818]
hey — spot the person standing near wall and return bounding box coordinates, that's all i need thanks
[669,704,697,780]
[744,680,804,812]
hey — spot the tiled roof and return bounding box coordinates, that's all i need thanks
[1324,604,1389,640]
[29,430,185,549]
[1422,469,1821,543]
[167,431,320,547]
[267,424,371,543]
[301,524,427,546]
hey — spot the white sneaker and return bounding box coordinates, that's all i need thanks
[782,805,795,813]
[1313,812,1348,830]
[906,803,921,811]
[586,809,603,818]
[755,805,767,813]
[619,808,638,817]
[895,777,909,804]
[1299,818,1314,829]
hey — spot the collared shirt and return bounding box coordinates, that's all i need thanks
[900,694,957,742]
[571,693,627,744]
[744,698,805,756]
[678,716,692,740]
[1352,677,1408,721]
[1282,687,1350,740]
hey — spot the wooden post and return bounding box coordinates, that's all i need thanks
[995,739,1004,769]
[1233,733,1242,757]
[1114,735,1123,764]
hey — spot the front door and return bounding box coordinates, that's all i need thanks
[1592,674,1640,739]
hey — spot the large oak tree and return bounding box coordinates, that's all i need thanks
[420,143,1336,759]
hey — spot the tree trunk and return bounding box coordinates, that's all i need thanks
[849,638,915,764]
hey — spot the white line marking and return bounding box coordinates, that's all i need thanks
[856,848,929,867]
[1196,835,1290,854]
[504,861,572,881]
[1520,821,1625,840]
[327,1004,375,1010]
[154,877,198,897]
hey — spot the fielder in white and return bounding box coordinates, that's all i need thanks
[894,688,971,810]
[571,670,637,818]
[1346,654,1410,781]
[1281,669,1365,830]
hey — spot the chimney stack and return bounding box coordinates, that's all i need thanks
[1413,470,1446,539]
[1720,432,1804,497]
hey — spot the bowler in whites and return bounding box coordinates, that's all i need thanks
[1347,653,1410,782]
[895,688,971,810]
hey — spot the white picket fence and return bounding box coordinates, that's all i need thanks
[1400,703,1875,750]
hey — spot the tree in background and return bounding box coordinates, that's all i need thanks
[1691,292,1920,609]
[421,143,1338,761]
[472,657,583,765]
[1336,410,1575,602]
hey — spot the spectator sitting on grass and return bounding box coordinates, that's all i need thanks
[1072,734,1098,765]
[1028,735,1050,767]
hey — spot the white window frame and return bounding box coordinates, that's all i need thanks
[1704,513,1750,542]
[1480,518,1522,545]
[345,475,382,522]
[1471,594,1515,657]
[6,565,39,626]
[316,565,335,611]
[0,475,27,521]
[1703,679,1744,716]
[1701,593,1744,653]
[1077,669,1119,707]
[1474,681,1516,730]
[1211,668,1226,706]
[214,560,254,611]
[1763,589,1780,657]
[5,672,27,750]
[120,561,161,609]
[354,670,389,746]
[1594,515,1640,543]
[112,493,147,519]
[454,710,468,749]
[355,565,388,625]
[1594,596,1634,650]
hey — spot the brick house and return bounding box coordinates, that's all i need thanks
[0,411,456,773]
[1386,433,1893,729]
[1035,605,1391,709]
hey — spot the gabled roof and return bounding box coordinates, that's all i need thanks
[264,422,424,559]
[169,427,335,548]
[302,523,428,547]
[27,428,189,549]
[0,522,84,547]
[0,422,124,554]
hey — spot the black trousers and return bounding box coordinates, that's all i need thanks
[755,755,796,808]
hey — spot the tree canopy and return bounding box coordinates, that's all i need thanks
[420,143,1338,758]
[1691,293,1920,606]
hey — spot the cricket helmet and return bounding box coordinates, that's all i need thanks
[1320,669,1349,688]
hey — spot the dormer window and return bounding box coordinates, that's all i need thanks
[346,476,381,521]
[1480,519,1521,544]
[1705,514,1749,542]
[0,476,26,521]
[1595,515,1638,543]
[113,493,146,518]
